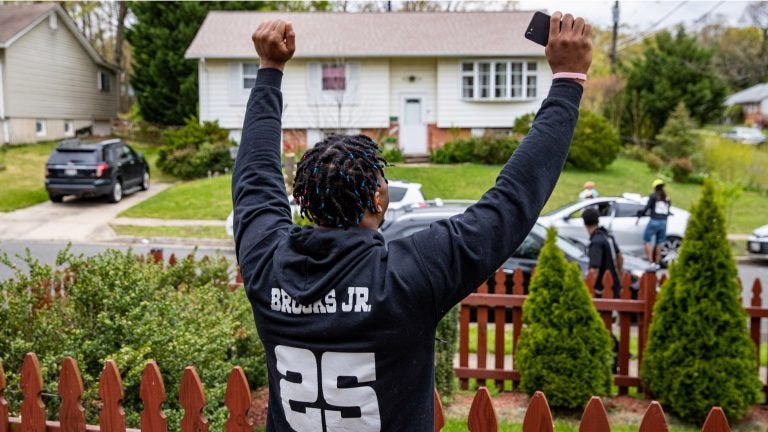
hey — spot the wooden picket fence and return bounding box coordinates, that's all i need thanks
[2,353,736,432]
[458,268,768,400]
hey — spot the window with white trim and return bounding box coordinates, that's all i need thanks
[322,63,346,91]
[97,71,110,92]
[242,62,259,89]
[36,120,47,136]
[64,120,74,136]
[461,60,538,100]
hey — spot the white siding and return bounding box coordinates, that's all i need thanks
[761,98,768,117]
[200,58,390,130]
[435,58,551,128]
[389,58,436,123]
[4,15,117,119]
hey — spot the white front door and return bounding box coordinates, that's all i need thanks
[400,97,427,155]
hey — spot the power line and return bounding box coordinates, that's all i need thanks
[617,1,689,51]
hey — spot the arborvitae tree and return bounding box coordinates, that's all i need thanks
[656,102,698,162]
[642,180,761,423]
[516,229,613,408]
[567,109,621,171]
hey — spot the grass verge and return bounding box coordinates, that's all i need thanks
[0,141,57,211]
[118,175,231,220]
[111,225,230,240]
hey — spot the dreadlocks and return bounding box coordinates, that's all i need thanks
[293,134,390,229]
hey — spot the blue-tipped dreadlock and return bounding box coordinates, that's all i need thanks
[293,134,390,229]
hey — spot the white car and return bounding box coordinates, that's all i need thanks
[721,127,766,145]
[747,225,768,259]
[537,193,690,266]
[226,180,425,236]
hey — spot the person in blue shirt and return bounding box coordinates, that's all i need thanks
[233,15,592,431]
[637,178,671,269]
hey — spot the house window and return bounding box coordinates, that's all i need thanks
[36,120,47,136]
[322,63,346,91]
[64,120,74,136]
[461,60,538,101]
[97,71,110,92]
[242,62,259,89]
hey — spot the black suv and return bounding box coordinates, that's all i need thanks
[45,138,149,203]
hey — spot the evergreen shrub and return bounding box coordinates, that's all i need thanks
[512,112,535,136]
[516,229,613,408]
[157,118,234,179]
[435,306,458,402]
[431,136,519,164]
[656,102,699,163]
[567,109,621,171]
[642,180,761,423]
[0,248,265,430]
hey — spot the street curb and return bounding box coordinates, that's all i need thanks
[108,235,235,250]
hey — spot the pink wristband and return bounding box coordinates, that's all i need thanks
[552,72,587,81]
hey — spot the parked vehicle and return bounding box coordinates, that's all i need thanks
[537,194,690,267]
[380,203,648,292]
[45,139,149,204]
[721,127,766,145]
[225,179,426,236]
[747,224,768,259]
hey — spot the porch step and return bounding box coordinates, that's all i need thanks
[403,153,430,164]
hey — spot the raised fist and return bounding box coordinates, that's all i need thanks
[252,19,295,71]
[545,12,592,76]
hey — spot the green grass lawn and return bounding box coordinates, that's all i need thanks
[111,224,230,240]
[0,141,57,211]
[119,175,231,220]
[128,141,181,184]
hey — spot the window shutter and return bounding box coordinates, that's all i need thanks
[307,61,321,105]
[228,62,243,106]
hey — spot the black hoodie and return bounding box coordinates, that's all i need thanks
[232,68,582,431]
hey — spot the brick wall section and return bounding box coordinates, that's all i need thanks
[283,129,307,153]
[428,124,470,152]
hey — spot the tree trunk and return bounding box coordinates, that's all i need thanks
[114,1,128,69]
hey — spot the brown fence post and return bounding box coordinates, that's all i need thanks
[150,248,164,267]
[639,401,668,432]
[99,360,126,432]
[493,270,506,390]
[0,361,8,432]
[180,366,208,432]
[522,391,553,432]
[459,300,470,391]
[433,389,445,432]
[751,279,763,365]
[618,273,632,396]
[511,269,524,388]
[468,387,497,432]
[585,268,597,297]
[640,272,657,395]
[579,397,610,432]
[476,277,490,389]
[224,367,253,432]
[140,361,168,432]
[59,357,86,432]
[168,254,178,267]
[20,353,46,432]
[700,406,730,432]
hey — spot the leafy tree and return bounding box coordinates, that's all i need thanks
[656,102,698,162]
[516,229,613,409]
[567,109,621,171]
[621,27,727,140]
[642,180,761,424]
[700,25,768,90]
[512,112,535,136]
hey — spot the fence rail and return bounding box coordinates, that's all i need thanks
[458,268,767,400]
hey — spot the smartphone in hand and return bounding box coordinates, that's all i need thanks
[524,11,551,46]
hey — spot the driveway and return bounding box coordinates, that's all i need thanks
[0,184,169,242]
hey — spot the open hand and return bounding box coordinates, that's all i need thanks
[545,12,592,76]
[252,20,295,71]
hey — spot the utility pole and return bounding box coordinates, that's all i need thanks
[610,1,619,73]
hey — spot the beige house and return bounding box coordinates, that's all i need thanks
[185,11,551,156]
[0,3,118,145]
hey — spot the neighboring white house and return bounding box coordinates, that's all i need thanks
[0,3,118,145]
[185,11,552,156]
[725,83,768,127]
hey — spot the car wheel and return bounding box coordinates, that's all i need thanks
[660,236,682,268]
[49,193,63,203]
[140,169,150,191]
[108,180,123,203]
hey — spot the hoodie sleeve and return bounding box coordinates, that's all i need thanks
[390,79,583,320]
[231,68,292,283]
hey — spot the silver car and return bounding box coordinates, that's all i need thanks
[747,225,768,259]
[538,193,690,266]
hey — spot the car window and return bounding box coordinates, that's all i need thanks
[615,202,644,217]
[389,186,407,203]
[49,149,99,164]
[567,202,614,219]
[120,145,134,160]
[512,233,543,259]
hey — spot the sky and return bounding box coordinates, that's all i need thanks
[514,1,759,31]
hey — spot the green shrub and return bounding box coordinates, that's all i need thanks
[644,152,664,172]
[669,158,693,182]
[656,102,699,162]
[431,136,519,165]
[157,118,234,179]
[700,137,768,193]
[0,248,265,430]
[516,229,613,408]
[435,306,458,402]
[620,144,648,161]
[567,109,621,171]
[642,180,761,424]
[381,145,404,163]
[512,112,535,136]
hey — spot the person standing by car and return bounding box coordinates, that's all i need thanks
[583,208,622,298]
[233,15,592,431]
[579,180,599,200]
[637,178,670,269]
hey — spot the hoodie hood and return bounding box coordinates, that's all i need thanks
[273,225,385,304]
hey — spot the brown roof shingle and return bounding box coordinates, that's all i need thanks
[0,3,55,45]
[185,11,545,59]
